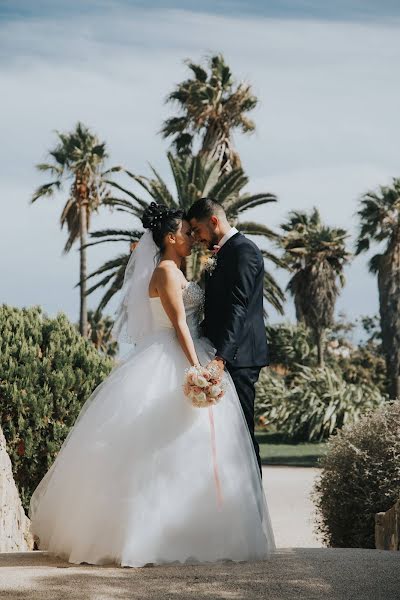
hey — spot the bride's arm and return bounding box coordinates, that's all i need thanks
[157,267,200,367]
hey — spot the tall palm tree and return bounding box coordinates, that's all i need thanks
[161,54,258,173]
[281,208,350,366]
[85,152,285,314]
[31,122,114,336]
[356,177,400,398]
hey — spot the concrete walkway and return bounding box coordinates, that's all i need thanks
[1,467,398,599]
[0,548,398,599]
[263,466,322,547]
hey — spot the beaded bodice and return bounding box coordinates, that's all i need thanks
[149,281,205,338]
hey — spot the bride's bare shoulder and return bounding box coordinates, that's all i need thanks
[151,262,186,289]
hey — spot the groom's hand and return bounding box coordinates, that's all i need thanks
[207,357,225,380]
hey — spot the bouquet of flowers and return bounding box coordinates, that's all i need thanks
[183,364,225,408]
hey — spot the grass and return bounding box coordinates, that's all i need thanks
[256,431,327,467]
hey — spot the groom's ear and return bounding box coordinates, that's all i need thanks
[210,215,219,228]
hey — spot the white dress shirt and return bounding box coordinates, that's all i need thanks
[218,227,239,249]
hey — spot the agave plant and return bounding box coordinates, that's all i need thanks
[86,152,284,314]
[255,365,385,442]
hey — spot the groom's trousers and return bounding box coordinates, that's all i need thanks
[227,365,262,478]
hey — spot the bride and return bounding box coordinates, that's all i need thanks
[29,202,275,567]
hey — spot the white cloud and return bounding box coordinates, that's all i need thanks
[0,7,399,328]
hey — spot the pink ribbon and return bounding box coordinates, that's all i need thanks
[208,406,223,510]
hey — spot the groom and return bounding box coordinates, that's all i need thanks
[187,198,268,476]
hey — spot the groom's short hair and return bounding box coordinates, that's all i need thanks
[187,198,226,222]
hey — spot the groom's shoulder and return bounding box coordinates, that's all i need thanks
[232,232,262,256]
[226,232,264,267]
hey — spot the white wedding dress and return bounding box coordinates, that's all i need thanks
[29,281,275,567]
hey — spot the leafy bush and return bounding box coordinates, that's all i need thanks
[255,368,286,429]
[335,345,387,394]
[255,365,385,441]
[0,305,113,511]
[326,314,387,393]
[312,401,400,548]
[266,318,388,393]
[266,323,315,369]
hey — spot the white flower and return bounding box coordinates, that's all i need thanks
[192,391,207,404]
[194,374,208,388]
[204,256,217,275]
[208,385,222,398]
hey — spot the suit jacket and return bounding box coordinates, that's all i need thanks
[203,232,269,368]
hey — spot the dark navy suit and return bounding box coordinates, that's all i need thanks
[203,231,269,474]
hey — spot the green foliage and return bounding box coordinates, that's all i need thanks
[87,310,118,357]
[280,208,351,365]
[326,314,387,393]
[265,322,316,368]
[0,305,113,511]
[31,121,117,336]
[334,345,387,394]
[356,178,400,398]
[87,152,284,314]
[313,400,400,548]
[255,365,385,442]
[161,54,258,171]
[32,121,111,253]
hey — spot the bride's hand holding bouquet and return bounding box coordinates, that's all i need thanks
[183,364,225,408]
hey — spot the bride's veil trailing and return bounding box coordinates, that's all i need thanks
[29,229,160,523]
[112,230,160,345]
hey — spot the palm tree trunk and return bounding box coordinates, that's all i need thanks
[79,202,88,337]
[201,121,236,173]
[378,242,400,399]
[387,370,400,400]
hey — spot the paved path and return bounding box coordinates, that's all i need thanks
[0,548,398,599]
[1,467,398,599]
[263,466,322,548]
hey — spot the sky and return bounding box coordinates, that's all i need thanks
[1,0,400,338]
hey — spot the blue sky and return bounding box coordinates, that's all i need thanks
[1,1,399,338]
[2,1,400,21]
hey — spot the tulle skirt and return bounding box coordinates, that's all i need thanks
[29,330,275,567]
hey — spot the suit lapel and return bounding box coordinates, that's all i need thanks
[205,232,242,292]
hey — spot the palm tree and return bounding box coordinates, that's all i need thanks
[86,152,285,314]
[161,54,258,172]
[31,122,114,336]
[356,177,400,398]
[87,310,118,357]
[281,208,350,366]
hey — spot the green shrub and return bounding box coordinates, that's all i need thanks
[334,345,387,394]
[255,368,287,429]
[255,365,385,441]
[266,322,315,368]
[312,401,400,548]
[0,305,113,511]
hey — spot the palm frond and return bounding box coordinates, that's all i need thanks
[236,221,280,241]
[263,271,285,315]
[106,180,150,211]
[31,181,61,203]
[225,193,276,215]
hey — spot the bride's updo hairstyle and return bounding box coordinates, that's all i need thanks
[141,202,185,252]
